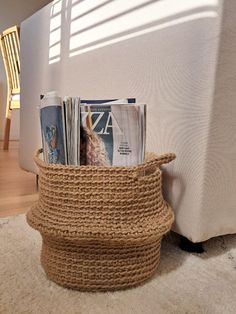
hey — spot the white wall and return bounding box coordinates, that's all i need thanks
[0,0,51,140]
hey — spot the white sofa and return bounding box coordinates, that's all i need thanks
[19,0,236,243]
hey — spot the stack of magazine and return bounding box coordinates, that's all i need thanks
[40,91,146,167]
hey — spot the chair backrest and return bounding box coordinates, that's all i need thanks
[0,26,20,98]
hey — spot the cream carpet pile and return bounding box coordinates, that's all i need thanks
[0,215,236,314]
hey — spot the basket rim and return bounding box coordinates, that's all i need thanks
[34,148,176,173]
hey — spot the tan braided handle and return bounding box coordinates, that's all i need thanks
[33,148,44,168]
[35,148,43,158]
[130,152,176,179]
[145,152,176,166]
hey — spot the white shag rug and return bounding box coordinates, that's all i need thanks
[0,215,236,314]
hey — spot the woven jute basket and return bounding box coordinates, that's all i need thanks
[27,149,175,291]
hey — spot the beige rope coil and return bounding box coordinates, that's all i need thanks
[27,149,175,291]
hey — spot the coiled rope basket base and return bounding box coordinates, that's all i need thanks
[27,149,175,291]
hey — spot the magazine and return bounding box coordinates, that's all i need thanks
[80,103,146,166]
[40,91,66,164]
[63,98,139,166]
[62,98,134,165]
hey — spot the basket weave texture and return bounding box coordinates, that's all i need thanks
[27,149,175,291]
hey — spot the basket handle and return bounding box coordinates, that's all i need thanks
[131,153,176,179]
[33,148,44,167]
[144,152,176,168]
[154,153,176,166]
[35,148,43,158]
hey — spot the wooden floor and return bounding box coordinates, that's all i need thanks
[0,141,38,218]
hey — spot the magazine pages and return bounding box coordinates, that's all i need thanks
[63,97,80,165]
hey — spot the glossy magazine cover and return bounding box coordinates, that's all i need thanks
[80,103,145,166]
[40,93,65,164]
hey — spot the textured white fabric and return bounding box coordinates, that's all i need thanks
[19,0,236,241]
[1,215,236,314]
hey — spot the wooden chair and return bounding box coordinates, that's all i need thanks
[0,26,20,150]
